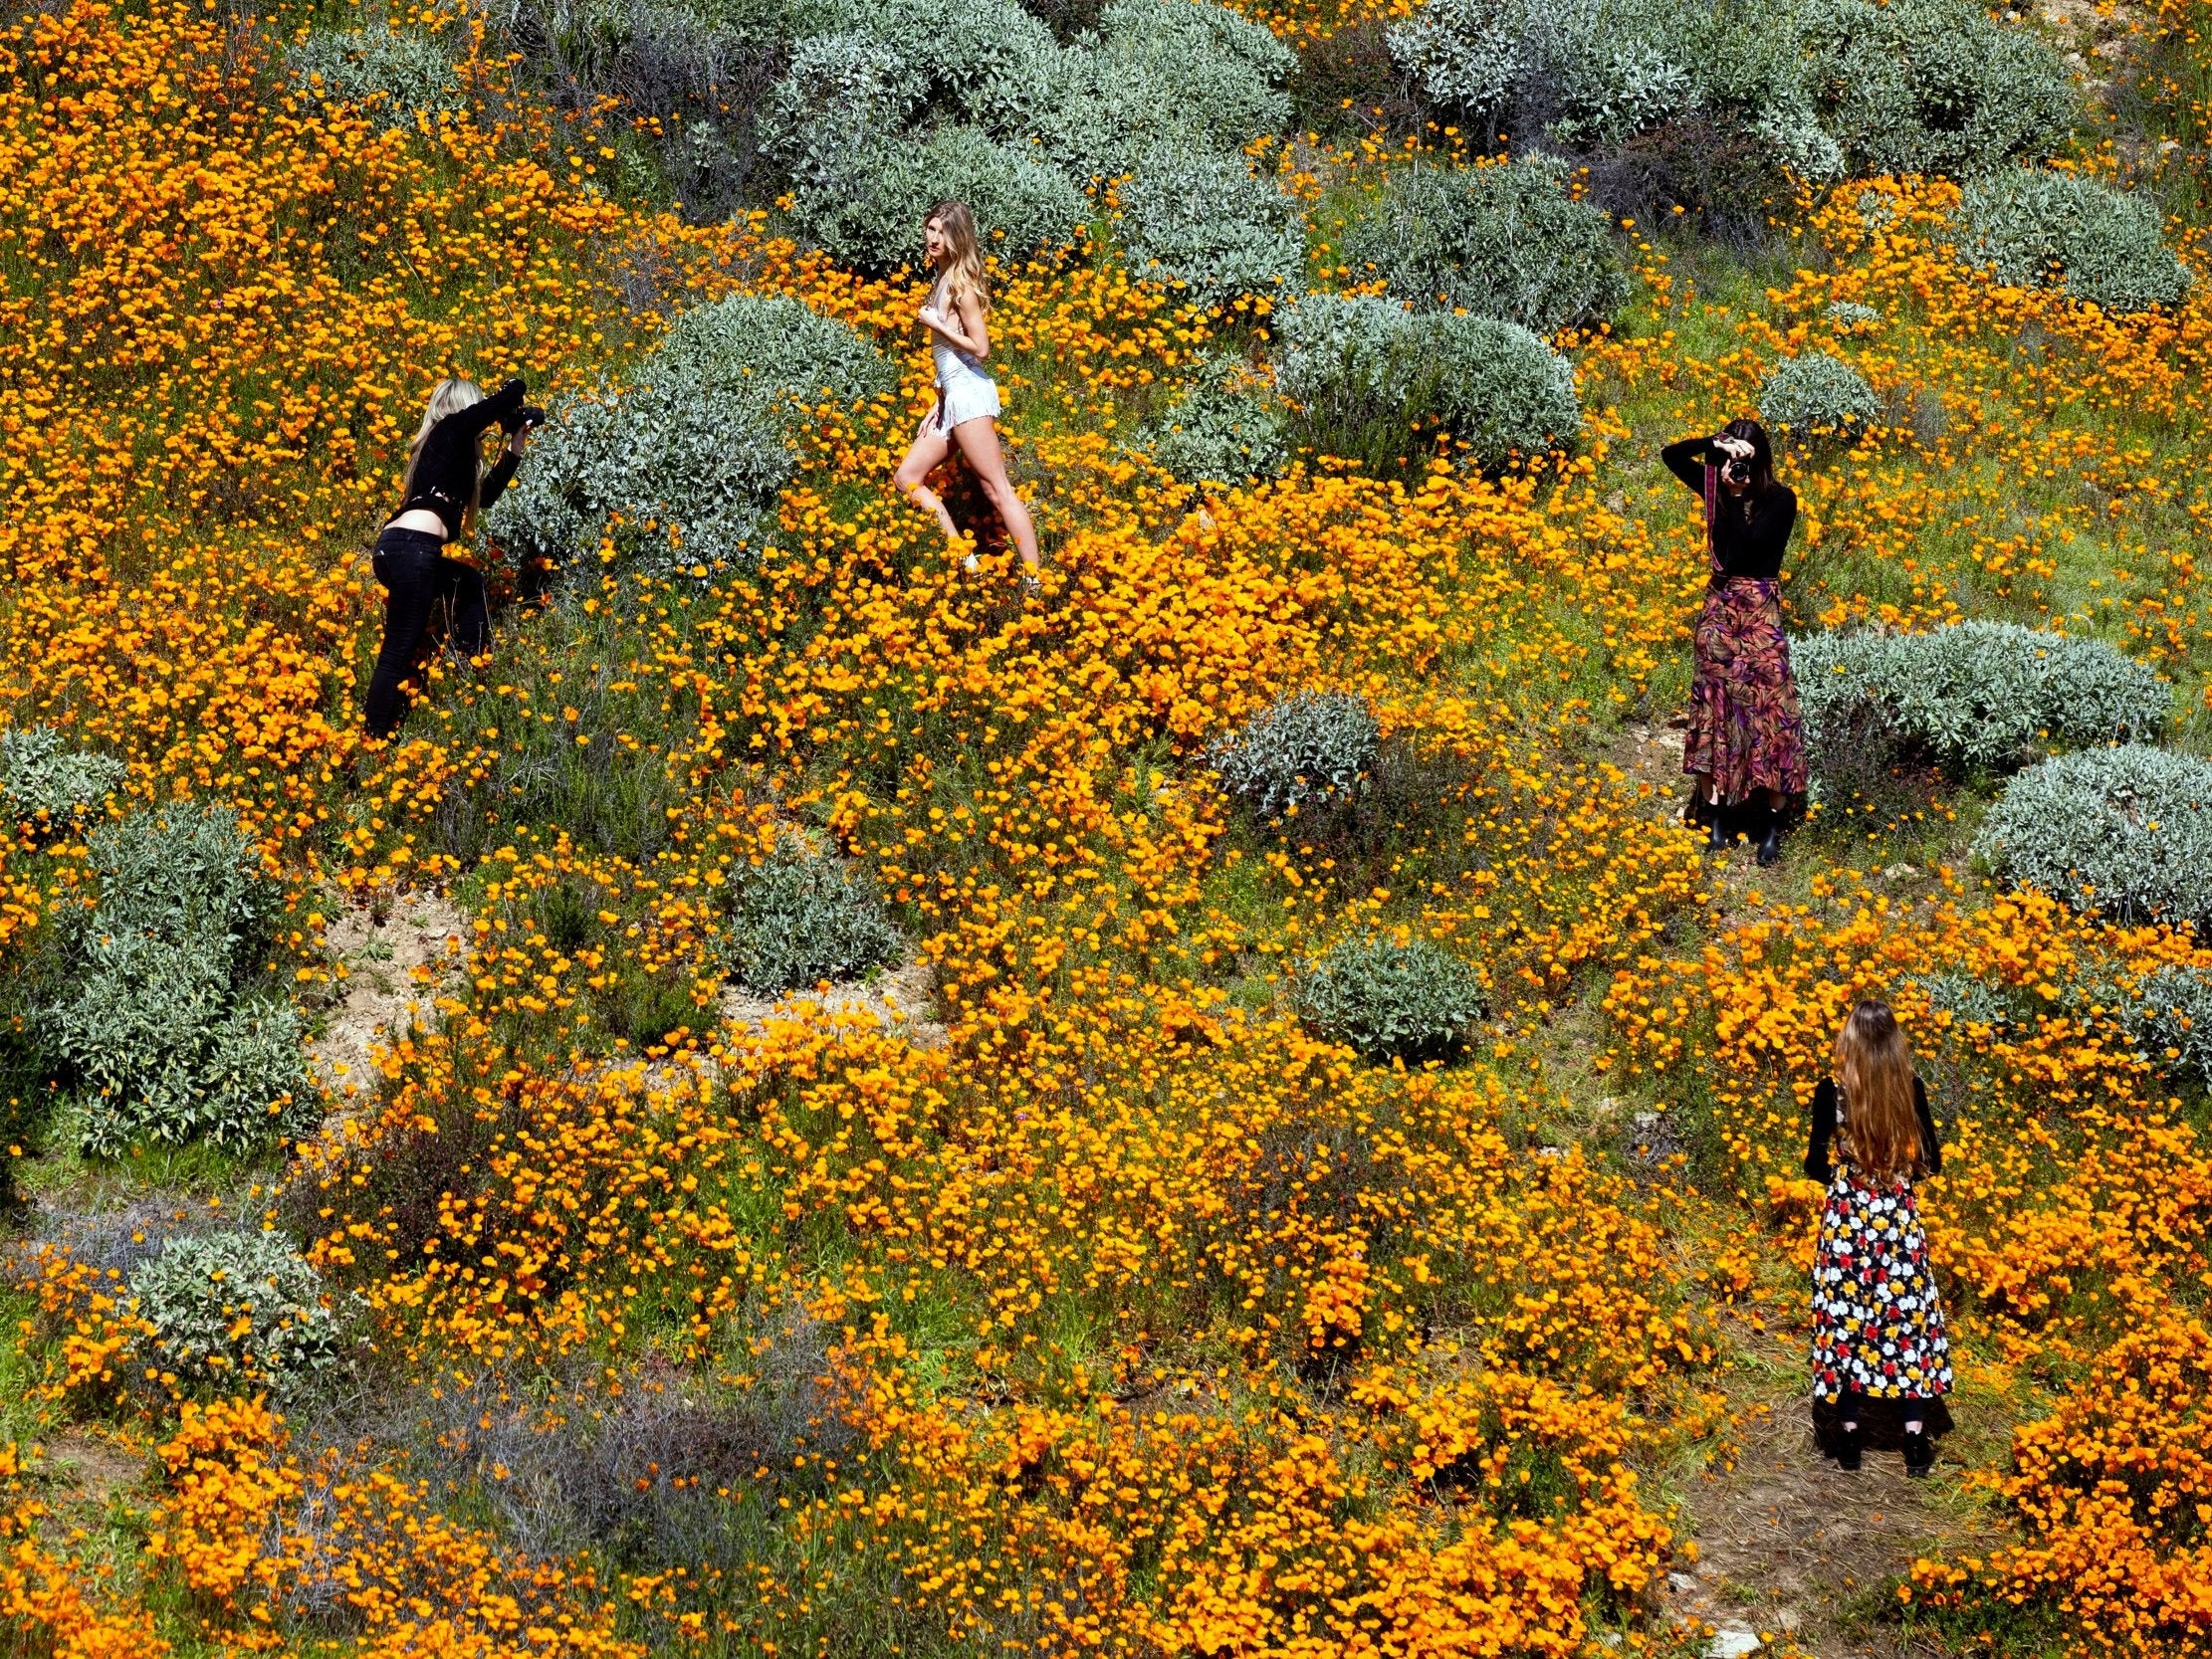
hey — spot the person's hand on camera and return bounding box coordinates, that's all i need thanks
[1711,433,1754,461]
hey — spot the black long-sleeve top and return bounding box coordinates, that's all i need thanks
[1804,1076,1941,1182]
[389,377,529,537]
[1661,436,1798,581]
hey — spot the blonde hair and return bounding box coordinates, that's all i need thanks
[1834,999,1922,1181]
[925,200,989,317]
[402,376,488,524]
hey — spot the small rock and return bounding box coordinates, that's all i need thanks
[1636,1112,1660,1132]
[1535,1144,1566,1160]
[1666,1571,1698,1593]
[1882,862,1918,880]
[1705,1631,1763,1658]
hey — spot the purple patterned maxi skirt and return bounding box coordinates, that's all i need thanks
[1683,577,1809,803]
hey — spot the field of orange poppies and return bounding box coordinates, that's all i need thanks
[0,0,2207,1653]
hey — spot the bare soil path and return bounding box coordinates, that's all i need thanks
[1573,723,2011,1656]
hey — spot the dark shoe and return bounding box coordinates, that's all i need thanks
[1705,812,1731,854]
[1756,814,1783,867]
[1902,1429,1933,1478]
[1836,1423,1862,1472]
[1683,792,1713,830]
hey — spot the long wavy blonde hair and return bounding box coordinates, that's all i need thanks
[1834,999,1923,1181]
[925,200,988,318]
[401,376,487,525]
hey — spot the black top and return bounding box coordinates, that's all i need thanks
[1804,1076,1941,1182]
[389,377,529,537]
[1661,437,1798,581]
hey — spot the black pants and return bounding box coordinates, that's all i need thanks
[363,527,489,738]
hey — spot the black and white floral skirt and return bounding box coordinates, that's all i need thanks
[1808,1167,1954,1450]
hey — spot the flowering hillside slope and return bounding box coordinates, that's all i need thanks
[0,0,2209,1654]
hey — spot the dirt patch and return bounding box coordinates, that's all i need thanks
[42,1429,144,1511]
[309,892,470,1098]
[718,957,946,1050]
[1663,1328,2008,1658]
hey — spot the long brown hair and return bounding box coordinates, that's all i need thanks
[926,199,989,317]
[1834,999,1922,1180]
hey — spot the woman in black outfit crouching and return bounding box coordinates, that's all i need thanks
[364,375,542,739]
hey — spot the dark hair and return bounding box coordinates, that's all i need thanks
[1720,416,1777,497]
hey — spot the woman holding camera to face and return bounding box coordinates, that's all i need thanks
[364,375,543,739]
[1661,419,1808,866]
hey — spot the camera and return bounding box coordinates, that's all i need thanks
[1721,456,1751,486]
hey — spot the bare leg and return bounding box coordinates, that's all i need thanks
[952,415,1040,574]
[1767,787,1787,811]
[892,411,959,543]
[1692,770,1716,805]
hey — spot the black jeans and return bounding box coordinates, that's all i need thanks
[363,527,489,738]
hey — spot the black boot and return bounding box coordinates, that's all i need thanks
[1902,1428,1933,1478]
[1683,791,1713,830]
[1705,803,1731,854]
[1836,1422,1863,1472]
[1756,803,1784,868]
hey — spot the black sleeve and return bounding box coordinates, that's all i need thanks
[1661,437,1711,494]
[411,379,526,496]
[478,450,520,511]
[475,376,528,434]
[1914,1076,1940,1176]
[1804,1078,1837,1182]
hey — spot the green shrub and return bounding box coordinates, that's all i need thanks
[1274,295,1580,472]
[490,294,893,574]
[765,0,1289,268]
[1795,624,2167,780]
[1825,300,1880,331]
[2114,963,2212,1086]
[1118,144,1302,307]
[288,25,464,127]
[1141,356,1292,488]
[1909,968,2020,1032]
[1798,0,2075,176]
[1956,170,2192,314]
[1387,0,1836,176]
[1424,312,1583,463]
[494,0,790,219]
[1390,0,2069,182]
[1338,156,1626,334]
[128,1230,341,1398]
[777,121,1090,275]
[1208,690,1380,822]
[0,726,125,830]
[720,843,904,995]
[1052,0,1295,173]
[1296,933,1485,1064]
[35,805,310,1157]
[1975,746,2212,929]
[1757,351,1880,440]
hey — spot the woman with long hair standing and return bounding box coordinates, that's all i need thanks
[890,201,1041,588]
[364,375,540,738]
[1805,1000,1953,1477]
[1661,419,1808,865]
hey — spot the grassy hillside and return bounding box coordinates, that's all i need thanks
[0,0,2207,1653]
